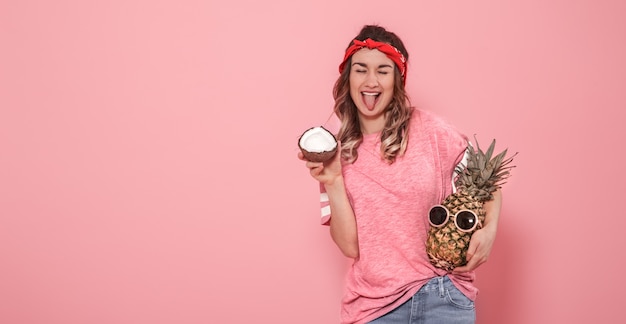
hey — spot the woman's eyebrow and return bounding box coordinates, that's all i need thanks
[351,62,394,69]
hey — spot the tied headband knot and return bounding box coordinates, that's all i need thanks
[338,38,407,82]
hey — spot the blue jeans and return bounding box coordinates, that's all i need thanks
[368,276,475,324]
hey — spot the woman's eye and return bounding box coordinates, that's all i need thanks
[355,69,366,73]
[378,71,389,75]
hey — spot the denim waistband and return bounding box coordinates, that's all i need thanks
[420,276,453,297]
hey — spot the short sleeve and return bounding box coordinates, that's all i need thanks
[319,182,331,226]
[420,110,468,199]
[452,145,470,193]
[435,120,468,182]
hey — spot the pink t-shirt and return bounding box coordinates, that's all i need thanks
[319,109,476,324]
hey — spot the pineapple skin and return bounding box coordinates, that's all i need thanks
[426,188,486,271]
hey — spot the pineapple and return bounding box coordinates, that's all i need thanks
[426,138,516,271]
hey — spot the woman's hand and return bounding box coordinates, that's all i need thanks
[452,224,496,273]
[298,141,343,186]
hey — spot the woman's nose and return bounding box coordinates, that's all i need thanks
[365,71,378,86]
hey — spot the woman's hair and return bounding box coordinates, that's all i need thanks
[333,25,413,164]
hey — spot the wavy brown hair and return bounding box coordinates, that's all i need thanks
[333,25,413,164]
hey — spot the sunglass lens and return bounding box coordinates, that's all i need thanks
[429,206,448,226]
[456,210,477,231]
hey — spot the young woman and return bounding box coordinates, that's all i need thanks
[298,25,502,324]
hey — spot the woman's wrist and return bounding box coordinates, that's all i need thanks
[480,219,498,235]
[324,175,345,191]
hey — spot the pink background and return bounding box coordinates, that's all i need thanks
[1,1,625,323]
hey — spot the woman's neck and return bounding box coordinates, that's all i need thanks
[359,116,386,135]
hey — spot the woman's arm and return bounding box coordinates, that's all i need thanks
[299,143,359,259]
[324,176,359,259]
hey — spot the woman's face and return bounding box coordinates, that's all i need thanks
[349,48,396,134]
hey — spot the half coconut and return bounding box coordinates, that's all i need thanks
[298,126,338,162]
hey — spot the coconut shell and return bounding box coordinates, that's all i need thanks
[301,149,338,163]
[298,126,338,163]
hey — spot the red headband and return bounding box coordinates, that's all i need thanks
[338,38,407,82]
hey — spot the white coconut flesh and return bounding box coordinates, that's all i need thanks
[299,127,337,153]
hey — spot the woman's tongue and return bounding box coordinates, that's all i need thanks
[362,92,379,110]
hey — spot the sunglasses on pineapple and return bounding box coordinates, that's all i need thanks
[428,205,482,233]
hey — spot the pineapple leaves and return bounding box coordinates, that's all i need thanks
[454,136,517,202]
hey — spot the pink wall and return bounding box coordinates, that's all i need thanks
[1,1,624,323]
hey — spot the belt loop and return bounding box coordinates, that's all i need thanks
[438,276,445,297]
